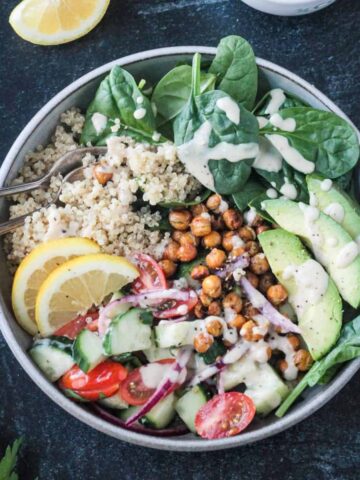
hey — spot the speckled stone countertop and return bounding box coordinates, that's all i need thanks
[0,1,359,478]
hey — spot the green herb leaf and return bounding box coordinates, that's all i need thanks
[0,438,22,480]
[276,315,360,417]
[232,177,265,211]
[209,35,258,110]
[199,340,226,365]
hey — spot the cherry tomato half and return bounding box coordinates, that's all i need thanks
[59,361,128,400]
[54,311,99,339]
[195,392,256,439]
[119,359,175,406]
[131,253,167,293]
[153,292,198,319]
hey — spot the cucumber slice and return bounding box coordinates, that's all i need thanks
[99,392,128,410]
[175,386,208,433]
[103,308,152,355]
[143,344,179,362]
[118,394,176,429]
[73,329,105,373]
[155,320,203,348]
[29,337,75,382]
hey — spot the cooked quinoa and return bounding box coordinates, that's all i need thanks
[5,108,200,271]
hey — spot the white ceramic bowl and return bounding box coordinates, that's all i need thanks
[242,0,336,16]
[0,46,359,451]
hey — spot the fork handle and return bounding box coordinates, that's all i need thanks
[0,213,29,236]
[0,178,45,198]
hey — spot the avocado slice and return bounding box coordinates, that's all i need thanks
[259,229,342,359]
[263,199,360,308]
[307,173,360,241]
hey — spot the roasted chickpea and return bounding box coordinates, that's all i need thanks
[202,231,222,249]
[294,349,313,371]
[191,203,208,217]
[158,259,177,278]
[169,209,192,231]
[211,216,225,231]
[223,292,243,313]
[206,318,223,337]
[206,194,222,211]
[240,320,263,341]
[250,253,270,275]
[239,225,256,242]
[163,240,180,261]
[222,231,237,252]
[267,284,288,306]
[256,225,270,235]
[277,359,288,375]
[206,248,227,269]
[245,240,261,257]
[287,334,301,350]
[266,347,272,360]
[259,272,276,294]
[93,164,113,185]
[241,301,259,318]
[228,314,247,329]
[172,230,183,243]
[194,332,214,353]
[199,291,212,307]
[177,243,197,262]
[223,209,243,230]
[202,275,222,298]
[194,303,205,319]
[180,232,199,247]
[191,264,209,280]
[231,246,246,258]
[208,301,221,316]
[245,271,259,289]
[252,214,264,227]
[190,214,212,237]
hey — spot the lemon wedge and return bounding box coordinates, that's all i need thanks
[12,238,100,335]
[35,253,139,336]
[9,0,110,46]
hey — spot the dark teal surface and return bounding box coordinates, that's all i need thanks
[0,1,359,478]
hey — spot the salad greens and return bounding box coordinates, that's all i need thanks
[276,316,360,417]
[253,90,307,115]
[0,438,22,480]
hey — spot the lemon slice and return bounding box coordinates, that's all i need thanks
[35,253,139,336]
[12,238,100,335]
[9,0,110,46]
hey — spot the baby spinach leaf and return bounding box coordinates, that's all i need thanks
[200,340,227,364]
[159,188,211,209]
[253,89,307,116]
[261,107,360,179]
[276,315,360,417]
[232,177,265,211]
[209,158,253,195]
[81,66,161,146]
[249,193,274,223]
[209,35,258,111]
[151,65,216,127]
[176,253,207,280]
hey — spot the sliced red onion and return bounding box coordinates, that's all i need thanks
[217,371,225,395]
[158,316,189,325]
[125,348,192,426]
[92,404,188,436]
[188,360,225,387]
[240,277,301,334]
[215,254,250,279]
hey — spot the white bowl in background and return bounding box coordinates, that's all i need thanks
[0,46,359,451]
[242,0,336,16]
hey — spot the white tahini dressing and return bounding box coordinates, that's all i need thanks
[177,121,259,190]
[266,188,278,199]
[335,241,359,268]
[91,113,107,134]
[216,97,240,125]
[136,96,144,104]
[244,207,257,226]
[252,137,283,173]
[140,363,169,388]
[309,192,318,207]
[323,202,345,224]
[268,333,298,381]
[152,131,161,142]
[257,116,269,129]
[133,108,147,120]
[264,88,286,115]
[280,180,297,200]
[299,203,322,249]
[282,259,329,315]
[320,178,333,191]
[266,134,315,174]
[269,113,296,132]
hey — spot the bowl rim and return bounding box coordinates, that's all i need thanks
[1,46,359,452]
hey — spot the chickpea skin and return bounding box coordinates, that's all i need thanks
[177,243,197,262]
[172,230,183,243]
[163,240,179,262]
[239,225,256,242]
[222,231,237,252]
[267,284,288,306]
[190,215,212,237]
[206,194,222,211]
[294,349,313,371]
[241,302,259,318]
[277,359,288,375]
[223,292,243,313]
[240,320,263,341]
[191,203,208,217]
[169,209,192,231]
[199,291,212,307]
[287,334,301,350]
[206,318,223,337]
[208,301,221,316]
[256,225,270,235]
[206,248,227,269]
[211,216,225,231]
[202,231,222,249]
[250,253,270,275]
[228,314,247,329]
[191,265,209,280]
[259,272,276,294]
[93,165,113,185]
[180,232,199,247]
[223,209,243,230]
[202,275,222,298]
[245,240,261,257]
[158,259,177,278]
[231,246,246,258]
[194,303,205,319]
[245,271,259,289]
[194,332,214,353]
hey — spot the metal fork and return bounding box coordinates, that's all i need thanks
[0,146,107,236]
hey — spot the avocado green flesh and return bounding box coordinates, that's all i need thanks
[307,174,360,240]
[263,199,360,309]
[259,229,342,359]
